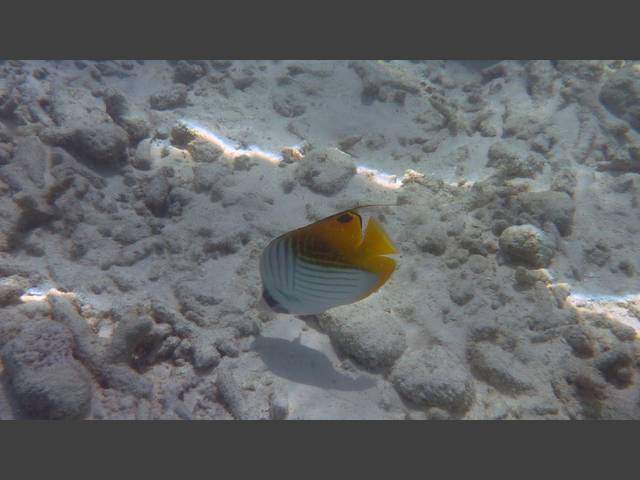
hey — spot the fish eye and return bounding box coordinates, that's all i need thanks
[336,213,353,223]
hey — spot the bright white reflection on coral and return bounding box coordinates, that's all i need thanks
[178,118,428,190]
[356,165,403,189]
[20,287,75,303]
[179,119,283,165]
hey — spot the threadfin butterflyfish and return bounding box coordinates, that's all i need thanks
[259,207,398,315]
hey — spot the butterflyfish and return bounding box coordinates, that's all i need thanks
[259,207,398,315]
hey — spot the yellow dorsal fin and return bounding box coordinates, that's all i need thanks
[359,217,398,256]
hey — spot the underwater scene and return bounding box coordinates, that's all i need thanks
[0,60,639,420]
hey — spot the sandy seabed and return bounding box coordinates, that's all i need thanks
[0,60,639,420]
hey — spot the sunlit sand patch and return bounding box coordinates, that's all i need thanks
[97,322,115,339]
[357,163,466,191]
[568,292,640,335]
[538,270,640,336]
[569,292,640,303]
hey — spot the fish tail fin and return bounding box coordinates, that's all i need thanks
[361,256,397,296]
[359,217,398,256]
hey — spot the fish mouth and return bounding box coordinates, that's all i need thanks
[262,289,289,314]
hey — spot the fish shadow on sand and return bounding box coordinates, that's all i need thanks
[251,335,376,392]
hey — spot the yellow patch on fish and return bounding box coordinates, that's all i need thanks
[259,208,398,315]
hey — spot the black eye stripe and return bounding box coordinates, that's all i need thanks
[336,213,353,223]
